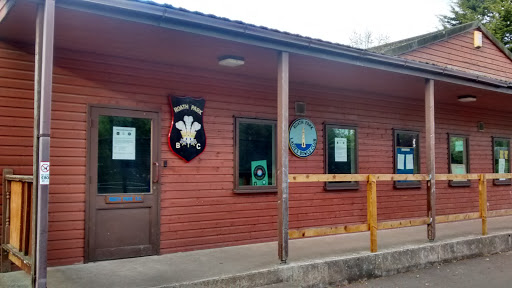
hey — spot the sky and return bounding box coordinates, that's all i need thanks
[152,0,453,46]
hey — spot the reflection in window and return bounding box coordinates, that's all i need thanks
[325,125,358,190]
[97,115,151,194]
[235,118,276,192]
[394,130,420,188]
[449,135,470,186]
[493,137,511,185]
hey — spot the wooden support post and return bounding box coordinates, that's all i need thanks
[425,79,436,241]
[35,1,56,287]
[1,169,13,272]
[479,174,488,235]
[277,51,289,263]
[367,174,377,252]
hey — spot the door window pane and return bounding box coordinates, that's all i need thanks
[235,118,276,192]
[493,137,510,185]
[325,125,358,189]
[449,135,470,186]
[394,130,420,188]
[97,115,152,194]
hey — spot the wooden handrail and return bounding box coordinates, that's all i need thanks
[3,175,34,182]
[287,172,511,253]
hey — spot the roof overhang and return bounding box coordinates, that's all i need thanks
[0,0,17,22]
[6,0,512,94]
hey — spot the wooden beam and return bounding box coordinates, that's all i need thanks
[367,175,378,253]
[425,79,436,241]
[378,217,430,230]
[288,174,428,182]
[484,173,512,180]
[436,212,480,223]
[3,175,34,182]
[289,224,369,239]
[479,174,488,235]
[277,51,289,263]
[488,209,512,217]
[435,173,481,180]
[35,1,56,287]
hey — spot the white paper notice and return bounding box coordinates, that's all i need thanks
[499,158,506,180]
[335,138,347,162]
[397,154,405,170]
[112,126,136,160]
[405,154,414,170]
[455,140,464,152]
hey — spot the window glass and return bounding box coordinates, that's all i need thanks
[325,125,358,189]
[394,130,420,188]
[493,138,510,185]
[449,135,470,186]
[236,119,276,191]
[97,115,152,194]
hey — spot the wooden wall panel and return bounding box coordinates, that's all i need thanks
[403,29,512,82]
[1,39,512,267]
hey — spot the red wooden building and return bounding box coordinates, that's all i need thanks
[1,0,512,286]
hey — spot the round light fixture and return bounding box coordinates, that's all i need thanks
[457,95,477,102]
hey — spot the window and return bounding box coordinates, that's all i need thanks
[234,118,276,193]
[394,130,420,188]
[493,137,510,185]
[448,134,470,187]
[324,124,358,190]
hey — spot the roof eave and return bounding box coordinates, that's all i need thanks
[22,0,512,93]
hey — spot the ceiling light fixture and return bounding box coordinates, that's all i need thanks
[458,95,477,102]
[218,55,245,67]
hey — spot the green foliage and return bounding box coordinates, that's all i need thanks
[439,0,512,51]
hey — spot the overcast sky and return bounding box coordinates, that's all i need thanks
[152,0,453,45]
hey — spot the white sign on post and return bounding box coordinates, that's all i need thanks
[112,126,136,160]
[40,161,50,185]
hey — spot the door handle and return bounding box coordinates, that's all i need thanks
[153,162,160,183]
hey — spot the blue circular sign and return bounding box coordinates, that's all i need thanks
[289,118,317,158]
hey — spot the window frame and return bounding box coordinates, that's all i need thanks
[234,117,277,193]
[324,124,359,191]
[492,136,511,186]
[393,129,421,189]
[448,134,471,187]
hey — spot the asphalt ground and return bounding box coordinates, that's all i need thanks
[343,251,512,288]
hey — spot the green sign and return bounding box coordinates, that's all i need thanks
[251,160,268,186]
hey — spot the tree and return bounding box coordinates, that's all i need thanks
[439,0,512,51]
[348,30,390,49]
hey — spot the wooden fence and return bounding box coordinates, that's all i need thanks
[1,169,34,273]
[288,173,512,253]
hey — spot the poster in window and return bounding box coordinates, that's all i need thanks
[251,160,268,186]
[112,126,136,160]
[168,95,206,162]
[334,138,347,162]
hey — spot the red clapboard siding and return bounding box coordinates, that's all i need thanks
[2,38,512,267]
[402,29,512,82]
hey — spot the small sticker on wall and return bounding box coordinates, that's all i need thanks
[40,161,50,185]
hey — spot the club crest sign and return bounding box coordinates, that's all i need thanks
[168,96,206,162]
[289,118,317,158]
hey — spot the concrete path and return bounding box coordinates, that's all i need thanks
[345,250,512,288]
[1,216,511,288]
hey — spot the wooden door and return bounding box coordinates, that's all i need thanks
[87,107,160,262]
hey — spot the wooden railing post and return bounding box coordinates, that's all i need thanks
[479,174,488,235]
[367,174,378,252]
[1,169,13,272]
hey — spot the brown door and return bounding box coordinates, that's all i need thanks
[87,107,160,262]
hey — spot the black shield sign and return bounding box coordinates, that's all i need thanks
[168,96,206,162]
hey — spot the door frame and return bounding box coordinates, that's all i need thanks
[85,104,161,263]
